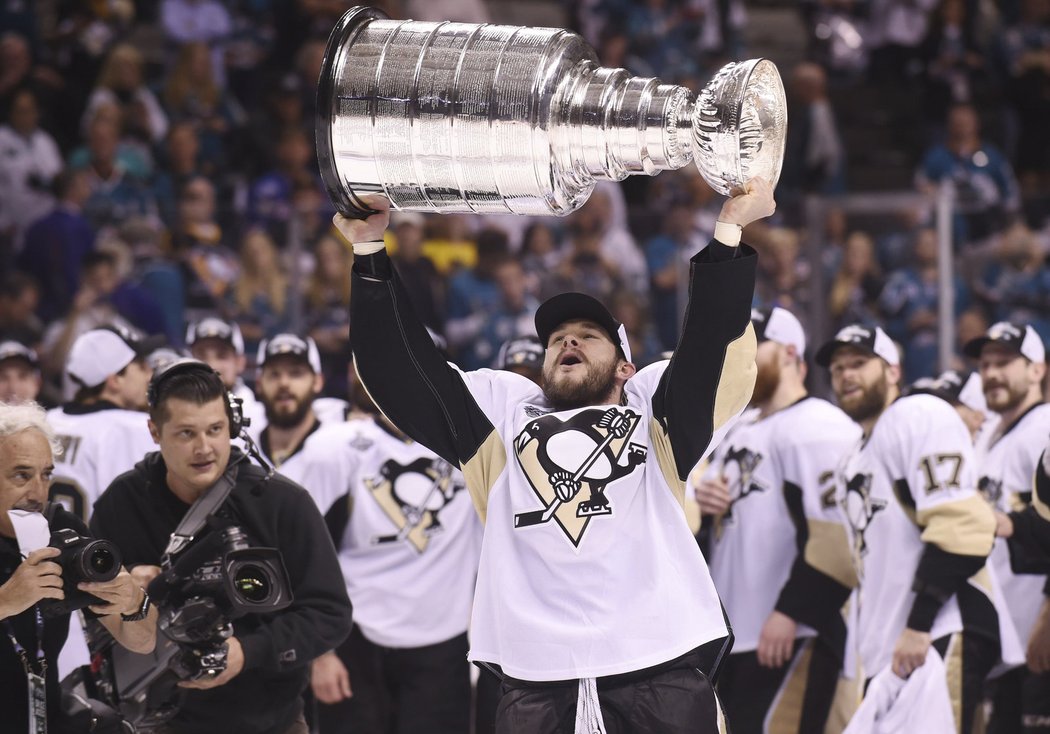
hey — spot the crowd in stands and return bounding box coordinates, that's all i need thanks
[1,0,1050,404]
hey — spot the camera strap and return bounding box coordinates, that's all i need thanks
[163,458,243,560]
[3,606,47,734]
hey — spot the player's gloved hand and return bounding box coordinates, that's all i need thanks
[756,610,797,669]
[332,195,391,253]
[694,475,732,518]
[891,627,931,679]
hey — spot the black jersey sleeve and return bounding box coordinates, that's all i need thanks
[350,250,495,468]
[650,241,758,481]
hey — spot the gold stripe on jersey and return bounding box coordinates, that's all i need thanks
[460,430,507,524]
[968,566,993,596]
[712,324,758,433]
[805,519,858,590]
[917,494,996,556]
[650,419,686,510]
[1034,464,1050,521]
[944,633,963,734]
[767,640,813,734]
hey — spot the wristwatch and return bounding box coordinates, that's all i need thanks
[121,588,151,622]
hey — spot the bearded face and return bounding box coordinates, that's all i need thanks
[257,358,320,428]
[541,320,625,411]
[830,349,892,424]
[979,349,1036,414]
[542,352,620,411]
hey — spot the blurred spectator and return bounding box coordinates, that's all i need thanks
[69,103,152,180]
[0,32,64,136]
[390,212,444,331]
[919,0,984,128]
[160,0,232,86]
[71,112,157,232]
[245,73,307,179]
[228,228,292,351]
[551,209,624,306]
[955,305,989,357]
[916,103,1021,246]
[422,214,478,274]
[519,221,565,300]
[0,340,42,405]
[754,227,814,322]
[975,222,1050,342]
[403,0,490,23]
[81,43,168,146]
[1000,0,1050,185]
[39,250,157,377]
[869,0,940,82]
[16,169,96,323]
[572,187,648,298]
[799,0,869,74]
[0,273,43,347]
[117,217,185,344]
[153,121,206,227]
[879,227,972,380]
[644,198,696,350]
[495,335,544,384]
[163,42,244,168]
[448,258,537,370]
[173,176,238,320]
[445,227,510,363]
[247,127,318,242]
[610,290,663,367]
[291,180,332,246]
[781,62,846,214]
[307,233,352,397]
[828,230,886,329]
[0,88,63,254]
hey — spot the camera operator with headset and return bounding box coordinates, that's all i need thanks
[0,401,156,734]
[90,360,352,734]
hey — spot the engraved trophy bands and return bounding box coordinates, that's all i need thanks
[316,6,786,218]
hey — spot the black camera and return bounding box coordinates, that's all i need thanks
[40,529,122,618]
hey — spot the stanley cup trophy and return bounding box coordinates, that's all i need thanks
[316,6,787,218]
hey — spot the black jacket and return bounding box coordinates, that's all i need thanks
[91,450,352,734]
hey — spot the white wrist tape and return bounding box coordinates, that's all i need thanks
[714,221,743,247]
[352,240,385,256]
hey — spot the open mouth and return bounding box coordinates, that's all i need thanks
[559,354,582,367]
[191,460,215,471]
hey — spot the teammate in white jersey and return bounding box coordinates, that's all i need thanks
[338,180,773,733]
[694,306,860,734]
[45,327,157,680]
[307,366,481,734]
[187,317,266,430]
[817,324,996,734]
[0,340,42,404]
[961,321,1050,732]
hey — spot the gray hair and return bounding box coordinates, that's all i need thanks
[0,401,63,460]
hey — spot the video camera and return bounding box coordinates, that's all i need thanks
[94,524,292,728]
[39,528,122,618]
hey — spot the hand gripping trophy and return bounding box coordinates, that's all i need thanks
[315,6,787,218]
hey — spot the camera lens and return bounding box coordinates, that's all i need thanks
[232,564,272,603]
[89,547,116,576]
[77,539,120,582]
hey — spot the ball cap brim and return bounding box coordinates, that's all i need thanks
[535,292,632,364]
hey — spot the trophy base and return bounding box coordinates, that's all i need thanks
[316,4,390,219]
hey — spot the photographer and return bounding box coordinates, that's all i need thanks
[0,401,156,734]
[90,360,351,734]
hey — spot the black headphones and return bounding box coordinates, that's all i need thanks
[147,359,248,439]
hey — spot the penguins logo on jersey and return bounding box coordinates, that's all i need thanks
[513,407,646,547]
[721,445,768,523]
[977,476,1002,506]
[843,472,886,562]
[365,457,465,553]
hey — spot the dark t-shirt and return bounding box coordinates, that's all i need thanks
[0,507,85,734]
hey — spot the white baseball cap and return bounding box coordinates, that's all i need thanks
[815,324,900,367]
[751,307,806,357]
[66,329,138,388]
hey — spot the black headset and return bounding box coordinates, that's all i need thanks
[146,359,247,439]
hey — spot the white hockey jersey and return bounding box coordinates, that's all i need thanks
[977,403,1050,647]
[45,404,157,521]
[280,416,481,648]
[837,394,994,679]
[704,397,861,652]
[460,363,741,681]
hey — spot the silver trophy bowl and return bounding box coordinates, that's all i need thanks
[317,6,786,217]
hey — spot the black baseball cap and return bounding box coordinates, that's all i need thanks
[815,324,900,368]
[909,369,986,412]
[257,334,322,373]
[535,292,632,363]
[962,321,1045,364]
